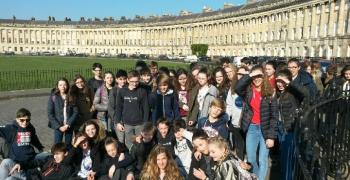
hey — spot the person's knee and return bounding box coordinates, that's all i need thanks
[0,158,15,168]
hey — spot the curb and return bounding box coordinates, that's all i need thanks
[0,88,51,100]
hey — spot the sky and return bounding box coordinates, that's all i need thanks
[0,0,246,21]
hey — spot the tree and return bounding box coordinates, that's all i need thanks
[191,44,208,56]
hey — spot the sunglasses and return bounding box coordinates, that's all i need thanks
[19,118,30,123]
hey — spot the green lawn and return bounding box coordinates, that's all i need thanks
[0,56,189,91]
[0,56,187,71]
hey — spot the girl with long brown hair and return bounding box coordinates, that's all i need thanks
[140,145,183,180]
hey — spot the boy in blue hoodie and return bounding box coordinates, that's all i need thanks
[0,108,44,179]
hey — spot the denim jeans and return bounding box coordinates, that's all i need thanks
[54,128,73,149]
[0,159,27,180]
[246,124,269,180]
[277,122,295,180]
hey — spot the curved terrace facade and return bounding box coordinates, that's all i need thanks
[0,0,350,58]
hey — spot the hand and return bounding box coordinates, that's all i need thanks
[182,105,189,111]
[249,71,264,78]
[118,153,125,161]
[9,164,21,175]
[239,161,251,170]
[188,120,194,126]
[74,136,86,147]
[126,172,135,180]
[116,123,125,132]
[276,76,290,85]
[193,168,206,180]
[90,105,95,112]
[87,171,96,180]
[266,139,274,148]
[194,151,202,160]
[135,135,142,143]
[59,125,68,132]
[108,165,116,179]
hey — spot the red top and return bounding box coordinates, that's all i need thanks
[250,86,261,125]
[269,76,276,89]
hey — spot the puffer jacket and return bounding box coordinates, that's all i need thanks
[292,70,317,104]
[48,90,78,129]
[149,89,180,123]
[235,75,278,140]
[93,85,110,120]
[277,83,306,132]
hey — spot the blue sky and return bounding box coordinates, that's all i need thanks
[0,0,245,21]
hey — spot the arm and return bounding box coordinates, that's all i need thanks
[108,88,117,122]
[94,87,108,111]
[234,75,252,98]
[47,95,61,130]
[115,89,124,124]
[66,104,78,127]
[30,127,44,151]
[142,90,150,122]
[268,97,278,140]
[287,83,307,104]
[117,152,134,168]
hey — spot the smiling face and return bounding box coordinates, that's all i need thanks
[178,74,187,87]
[116,76,127,88]
[127,77,139,90]
[197,73,209,86]
[251,69,264,88]
[157,123,169,138]
[104,73,114,86]
[224,67,235,81]
[75,78,85,89]
[158,83,169,94]
[105,143,118,158]
[156,152,168,171]
[265,64,275,78]
[344,70,350,81]
[141,74,151,84]
[85,124,97,139]
[215,71,224,85]
[57,80,68,94]
[208,143,226,162]
[16,116,30,128]
[193,138,209,155]
[288,62,300,77]
[53,151,67,163]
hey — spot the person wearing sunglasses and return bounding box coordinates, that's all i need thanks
[0,108,44,180]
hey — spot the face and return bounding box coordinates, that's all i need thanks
[156,152,168,171]
[141,74,151,83]
[53,151,67,163]
[215,71,224,85]
[85,124,97,138]
[345,70,350,81]
[224,67,235,81]
[252,69,264,88]
[306,66,312,74]
[150,66,158,76]
[141,132,154,143]
[127,77,140,90]
[174,130,183,140]
[265,64,275,78]
[197,73,208,86]
[209,105,223,119]
[192,69,199,80]
[158,84,169,94]
[237,68,247,80]
[57,80,68,94]
[105,143,118,158]
[158,123,169,138]
[16,116,30,128]
[288,62,300,77]
[276,76,287,92]
[104,74,114,86]
[116,76,127,88]
[178,74,187,87]
[75,78,85,89]
[79,139,89,150]
[208,144,226,162]
[222,63,229,69]
[193,138,209,155]
[93,67,102,77]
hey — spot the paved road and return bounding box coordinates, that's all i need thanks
[0,95,54,150]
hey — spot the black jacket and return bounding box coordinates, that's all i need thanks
[277,84,306,131]
[188,154,214,180]
[235,75,278,140]
[98,152,134,179]
[29,157,74,180]
[292,70,317,104]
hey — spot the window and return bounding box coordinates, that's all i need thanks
[315,25,320,37]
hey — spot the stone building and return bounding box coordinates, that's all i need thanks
[0,0,349,59]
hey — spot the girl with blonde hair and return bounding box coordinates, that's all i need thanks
[140,145,184,180]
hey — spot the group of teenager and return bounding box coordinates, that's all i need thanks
[0,58,349,180]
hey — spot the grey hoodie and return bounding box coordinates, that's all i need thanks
[198,85,219,119]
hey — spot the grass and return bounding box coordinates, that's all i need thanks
[0,56,189,91]
[0,56,187,71]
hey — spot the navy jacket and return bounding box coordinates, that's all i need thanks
[235,75,278,140]
[149,89,180,123]
[47,91,78,129]
[197,113,229,139]
[0,121,44,169]
[292,70,317,104]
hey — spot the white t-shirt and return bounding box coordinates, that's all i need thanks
[197,85,209,111]
[174,138,192,174]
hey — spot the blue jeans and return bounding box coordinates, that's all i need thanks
[54,128,73,149]
[246,124,269,180]
[277,122,295,180]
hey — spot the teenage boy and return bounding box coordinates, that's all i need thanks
[87,62,104,93]
[108,69,128,136]
[0,108,44,180]
[139,67,153,94]
[130,122,156,177]
[156,118,175,156]
[115,70,150,149]
[29,142,74,179]
[149,61,159,79]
